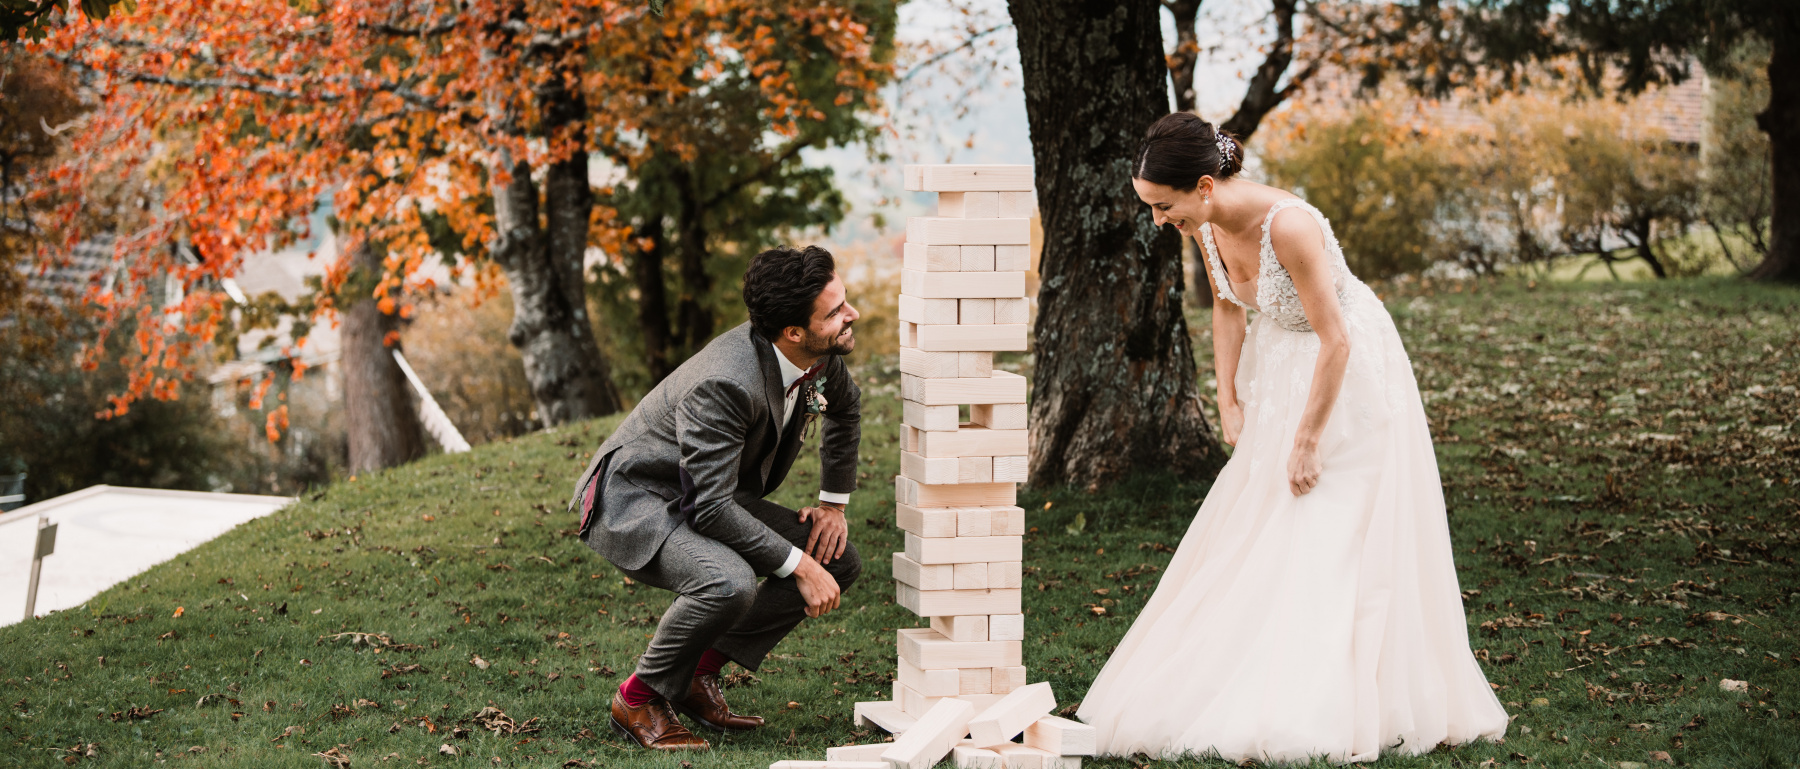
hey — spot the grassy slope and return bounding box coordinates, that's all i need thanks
[2,278,1795,768]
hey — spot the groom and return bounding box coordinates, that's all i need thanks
[567,244,864,751]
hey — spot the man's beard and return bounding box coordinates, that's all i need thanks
[803,324,855,357]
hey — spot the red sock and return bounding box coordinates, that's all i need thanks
[618,674,658,708]
[694,648,730,678]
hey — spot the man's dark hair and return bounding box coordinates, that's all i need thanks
[744,245,837,341]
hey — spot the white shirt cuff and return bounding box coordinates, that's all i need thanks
[772,546,804,578]
[818,491,850,505]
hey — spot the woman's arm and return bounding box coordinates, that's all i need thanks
[1199,230,1249,446]
[1269,209,1350,496]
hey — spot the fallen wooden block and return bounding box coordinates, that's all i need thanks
[970,403,1028,430]
[993,743,1080,769]
[854,700,915,735]
[901,371,1027,405]
[905,532,1023,565]
[967,682,1056,747]
[993,455,1029,483]
[906,217,1030,246]
[914,426,1028,459]
[995,244,1031,272]
[903,401,960,432]
[959,298,995,324]
[952,744,1005,769]
[901,270,1028,299]
[938,190,1034,219]
[991,665,1028,694]
[989,506,1026,536]
[899,349,992,379]
[903,243,963,273]
[896,584,1023,617]
[895,476,1018,507]
[880,696,975,769]
[907,164,1034,192]
[914,323,1028,352]
[891,552,956,591]
[898,657,961,698]
[898,628,1022,669]
[768,762,889,769]
[895,503,958,538]
[899,294,961,324]
[1023,715,1096,757]
[827,744,896,762]
[995,297,1030,324]
[960,245,996,271]
[930,614,988,642]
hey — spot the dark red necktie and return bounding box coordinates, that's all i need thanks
[786,363,823,396]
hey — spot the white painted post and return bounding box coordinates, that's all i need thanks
[24,516,57,621]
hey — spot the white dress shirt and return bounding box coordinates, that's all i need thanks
[768,339,851,578]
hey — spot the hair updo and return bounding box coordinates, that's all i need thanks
[1134,112,1243,191]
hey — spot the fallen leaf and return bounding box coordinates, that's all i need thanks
[439,744,459,756]
[1719,679,1748,692]
[470,655,490,670]
[1649,751,1673,764]
[172,607,184,618]
[271,726,304,742]
[312,747,351,768]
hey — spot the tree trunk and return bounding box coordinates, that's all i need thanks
[1749,32,1800,283]
[630,216,675,383]
[672,166,715,356]
[1165,0,1203,114]
[1009,0,1226,489]
[339,238,425,473]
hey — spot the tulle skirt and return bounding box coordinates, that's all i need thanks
[1076,282,1508,764]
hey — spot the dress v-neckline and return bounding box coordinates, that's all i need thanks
[1200,197,1307,311]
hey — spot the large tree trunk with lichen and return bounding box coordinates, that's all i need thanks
[1749,33,1800,283]
[1008,0,1225,489]
[340,238,426,472]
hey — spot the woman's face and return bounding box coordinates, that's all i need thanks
[1132,177,1209,233]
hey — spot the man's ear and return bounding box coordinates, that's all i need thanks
[781,325,805,345]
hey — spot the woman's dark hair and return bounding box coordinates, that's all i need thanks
[744,245,838,341]
[1134,112,1243,191]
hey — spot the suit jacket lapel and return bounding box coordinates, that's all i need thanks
[751,330,787,487]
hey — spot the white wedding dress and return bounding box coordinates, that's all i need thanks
[1076,199,1508,764]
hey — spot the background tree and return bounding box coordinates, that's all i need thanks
[1008,0,1225,490]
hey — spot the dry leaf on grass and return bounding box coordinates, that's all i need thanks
[312,746,351,768]
[467,706,540,736]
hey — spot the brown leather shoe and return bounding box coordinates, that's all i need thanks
[609,691,710,751]
[673,674,766,732]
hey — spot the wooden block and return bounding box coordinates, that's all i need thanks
[904,401,960,432]
[907,217,1030,246]
[959,298,995,324]
[896,476,1018,507]
[938,191,1034,219]
[970,403,1028,430]
[901,270,1027,299]
[899,657,961,697]
[988,506,1026,536]
[959,245,996,271]
[769,762,889,769]
[956,507,993,537]
[880,696,975,769]
[993,456,1029,483]
[991,665,1027,693]
[1024,716,1097,757]
[854,699,915,735]
[903,424,919,453]
[959,668,994,695]
[901,450,958,485]
[995,245,1031,272]
[896,502,959,538]
[899,294,962,324]
[828,744,895,762]
[903,371,1026,405]
[892,552,957,590]
[895,683,1006,720]
[993,744,1079,769]
[903,164,925,191]
[906,533,1023,565]
[900,348,962,378]
[904,242,964,272]
[915,324,1028,353]
[916,426,1028,459]
[989,616,1025,642]
[989,561,1022,589]
[967,682,1056,747]
[958,457,993,484]
[930,614,988,643]
[899,320,918,348]
[953,562,989,590]
[959,352,993,378]
[897,584,1024,617]
[994,297,1029,325]
[914,165,1034,192]
[898,628,1023,669]
[953,744,1005,769]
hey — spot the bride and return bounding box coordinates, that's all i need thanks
[1075,113,1509,764]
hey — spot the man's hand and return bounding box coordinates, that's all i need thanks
[797,502,848,565]
[792,554,841,618]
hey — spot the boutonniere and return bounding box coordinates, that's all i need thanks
[807,375,829,415]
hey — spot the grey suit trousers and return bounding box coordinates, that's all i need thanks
[615,496,862,702]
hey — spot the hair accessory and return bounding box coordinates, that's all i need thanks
[1215,133,1234,168]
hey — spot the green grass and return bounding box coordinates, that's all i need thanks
[3,277,1796,768]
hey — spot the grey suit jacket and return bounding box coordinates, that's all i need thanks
[568,322,862,574]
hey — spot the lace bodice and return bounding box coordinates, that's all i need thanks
[1199,198,1359,333]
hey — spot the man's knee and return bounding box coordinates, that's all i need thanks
[694,565,758,616]
[826,543,862,590]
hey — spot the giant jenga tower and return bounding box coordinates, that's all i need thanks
[854,164,1035,735]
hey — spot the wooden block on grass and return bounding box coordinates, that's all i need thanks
[938,191,1034,219]
[954,562,989,590]
[989,561,1022,589]
[989,506,1025,536]
[967,682,1056,747]
[970,403,1027,430]
[911,165,1034,192]
[915,426,1028,459]
[915,324,1028,352]
[899,294,961,324]
[892,552,956,591]
[989,616,1025,642]
[993,455,1029,483]
[959,298,995,324]
[995,297,1029,325]
[854,699,915,735]
[898,657,960,697]
[993,744,1080,769]
[898,628,1022,669]
[991,665,1027,694]
[895,502,958,538]
[897,584,1023,617]
[996,245,1031,272]
[896,476,1018,507]
[903,401,960,432]
[930,614,988,643]
[880,696,975,769]
[902,371,1026,405]
[828,744,897,762]
[769,762,888,769]
[901,270,1027,299]
[903,243,963,272]
[959,457,993,484]
[953,744,1005,769]
[905,532,1023,565]
[1023,715,1097,757]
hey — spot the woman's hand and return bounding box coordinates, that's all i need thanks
[1287,441,1321,496]
[1219,400,1245,447]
